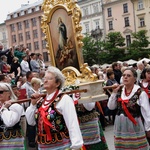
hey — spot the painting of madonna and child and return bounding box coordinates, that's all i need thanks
[49,8,80,70]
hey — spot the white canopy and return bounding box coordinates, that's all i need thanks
[126,59,137,65]
[138,58,150,63]
[117,61,123,64]
[101,63,111,69]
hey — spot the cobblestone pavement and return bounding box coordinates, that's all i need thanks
[104,124,115,150]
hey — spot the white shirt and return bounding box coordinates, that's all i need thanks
[20,60,30,75]
[108,84,150,131]
[0,103,24,127]
[25,90,83,149]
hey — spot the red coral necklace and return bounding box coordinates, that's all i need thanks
[125,86,133,96]
[43,89,59,106]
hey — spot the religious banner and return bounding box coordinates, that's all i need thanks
[41,0,84,70]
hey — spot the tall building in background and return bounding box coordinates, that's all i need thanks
[3,0,150,63]
[103,0,136,47]
[5,0,105,65]
[5,0,50,65]
[131,0,150,46]
[78,0,104,39]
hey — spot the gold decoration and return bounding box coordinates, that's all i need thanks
[62,63,98,86]
[41,0,84,68]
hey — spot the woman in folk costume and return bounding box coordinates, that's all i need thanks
[25,66,83,150]
[75,102,108,150]
[68,87,108,150]
[138,67,150,144]
[108,68,150,149]
[0,83,25,150]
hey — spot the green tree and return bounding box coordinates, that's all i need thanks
[101,32,126,63]
[128,30,150,60]
[82,35,101,66]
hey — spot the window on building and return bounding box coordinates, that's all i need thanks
[138,0,143,10]
[108,21,113,30]
[107,8,112,17]
[2,32,6,40]
[32,8,35,12]
[139,18,145,27]
[43,52,49,62]
[33,29,38,38]
[83,7,89,16]
[24,20,29,28]
[19,33,23,42]
[124,17,130,27]
[12,35,16,43]
[42,40,46,49]
[123,3,128,13]
[95,20,100,29]
[10,24,15,32]
[27,43,31,50]
[26,31,30,40]
[32,18,37,26]
[93,4,99,13]
[126,35,131,47]
[34,41,39,50]
[17,22,22,30]
[85,23,89,33]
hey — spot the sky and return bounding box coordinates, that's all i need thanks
[0,0,40,24]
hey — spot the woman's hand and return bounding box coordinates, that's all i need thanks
[112,84,122,93]
[31,93,41,106]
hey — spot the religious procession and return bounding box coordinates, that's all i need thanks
[1,0,150,150]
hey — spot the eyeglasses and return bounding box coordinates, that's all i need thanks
[122,74,132,78]
[0,90,9,94]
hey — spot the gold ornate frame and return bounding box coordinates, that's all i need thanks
[41,0,84,70]
[41,0,107,102]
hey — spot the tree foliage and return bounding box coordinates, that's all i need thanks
[128,30,150,59]
[130,30,150,49]
[82,35,100,65]
[82,30,150,66]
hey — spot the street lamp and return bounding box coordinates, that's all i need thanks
[91,26,103,64]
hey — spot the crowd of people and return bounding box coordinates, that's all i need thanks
[1,41,150,150]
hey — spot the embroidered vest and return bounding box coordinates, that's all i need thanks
[35,94,69,144]
[116,88,141,118]
[0,116,22,141]
[75,103,98,123]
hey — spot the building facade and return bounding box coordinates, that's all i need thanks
[103,0,136,47]
[3,0,150,63]
[131,0,150,44]
[78,0,104,38]
[5,0,49,65]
